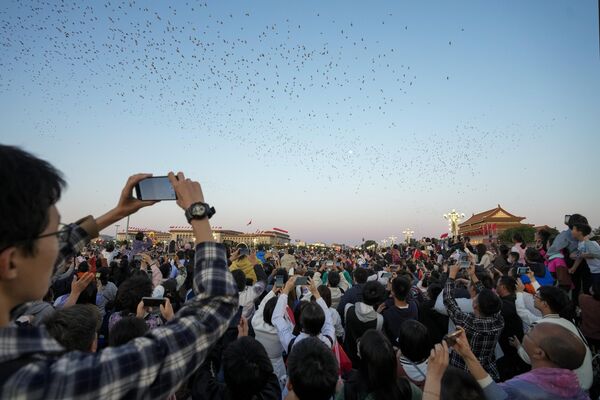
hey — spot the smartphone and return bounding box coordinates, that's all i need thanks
[134,176,176,201]
[516,266,530,275]
[564,215,571,225]
[142,297,166,307]
[275,276,284,288]
[459,261,470,269]
[295,276,308,286]
[381,272,392,279]
[443,330,462,346]
[326,261,334,267]
[95,273,101,278]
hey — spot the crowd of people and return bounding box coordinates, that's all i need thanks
[1,143,600,400]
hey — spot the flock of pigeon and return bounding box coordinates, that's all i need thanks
[1,1,549,195]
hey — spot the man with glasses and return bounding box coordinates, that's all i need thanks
[451,323,589,400]
[0,145,238,399]
[512,284,593,390]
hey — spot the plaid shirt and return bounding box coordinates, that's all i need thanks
[443,278,504,381]
[1,219,238,399]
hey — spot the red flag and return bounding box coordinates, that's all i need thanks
[272,227,288,234]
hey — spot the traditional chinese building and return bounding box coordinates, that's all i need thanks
[459,205,532,244]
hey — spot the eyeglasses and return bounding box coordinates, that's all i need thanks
[36,223,72,243]
[0,223,73,253]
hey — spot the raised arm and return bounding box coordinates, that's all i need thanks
[443,264,468,326]
[272,276,297,351]
[309,277,335,344]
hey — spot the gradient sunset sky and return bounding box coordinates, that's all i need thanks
[2,0,599,245]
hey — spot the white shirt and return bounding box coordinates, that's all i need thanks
[330,307,344,339]
[239,280,266,320]
[251,291,287,383]
[514,292,543,331]
[579,240,600,274]
[272,293,335,351]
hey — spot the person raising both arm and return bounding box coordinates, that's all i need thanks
[0,145,238,400]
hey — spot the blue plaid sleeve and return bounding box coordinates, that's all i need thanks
[52,217,96,279]
[2,241,239,400]
[443,278,468,327]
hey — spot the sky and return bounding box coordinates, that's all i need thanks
[1,0,599,245]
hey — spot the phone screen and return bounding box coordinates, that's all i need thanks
[295,276,308,286]
[564,215,571,225]
[142,297,166,307]
[275,276,284,288]
[135,176,176,201]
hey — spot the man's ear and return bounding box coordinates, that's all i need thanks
[0,247,19,280]
[530,346,546,362]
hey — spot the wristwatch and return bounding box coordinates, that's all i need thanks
[185,201,216,223]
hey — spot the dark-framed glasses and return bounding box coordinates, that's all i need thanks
[0,223,73,253]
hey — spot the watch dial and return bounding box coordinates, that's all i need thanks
[194,205,205,215]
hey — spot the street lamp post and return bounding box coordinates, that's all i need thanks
[388,236,398,246]
[443,209,466,239]
[114,224,120,243]
[402,229,414,244]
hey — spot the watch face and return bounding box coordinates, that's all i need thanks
[192,204,206,215]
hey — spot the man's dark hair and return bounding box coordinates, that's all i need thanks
[391,276,411,301]
[231,269,247,292]
[328,271,341,288]
[498,244,509,258]
[362,281,385,306]
[441,367,486,400]
[398,320,431,363]
[353,268,369,284]
[44,304,100,352]
[567,214,588,230]
[573,223,592,237]
[476,289,501,316]
[317,285,332,308]
[223,337,276,399]
[475,270,494,290]
[288,247,295,255]
[0,145,66,255]
[287,337,338,400]
[114,275,153,313]
[159,263,171,279]
[427,283,443,302]
[300,302,325,335]
[109,316,149,346]
[538,286,572,316]
[509,251,520,261]
[77,279,98,306]
[356,329,412,399]
[497,276,517,295]
[77,260,90,273]
[525,247,544,264]
[135,231,144,241]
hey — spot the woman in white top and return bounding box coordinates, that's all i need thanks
[251,289,287,385]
